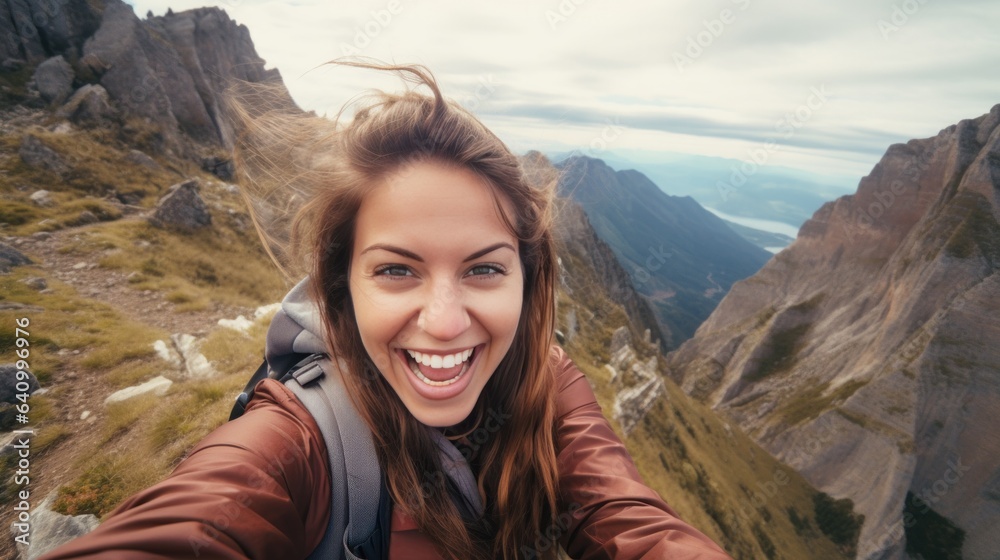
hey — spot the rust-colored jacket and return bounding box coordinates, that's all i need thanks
[42,347,731,559]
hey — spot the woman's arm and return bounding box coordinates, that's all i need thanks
[550,346,733,560]
[39,380,331,560]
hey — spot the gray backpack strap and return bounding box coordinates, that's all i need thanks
[284,357,382,559]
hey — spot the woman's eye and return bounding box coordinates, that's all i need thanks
[467,264,506,278]
[373,265,412,278]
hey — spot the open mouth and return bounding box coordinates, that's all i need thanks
[402,345,478,387]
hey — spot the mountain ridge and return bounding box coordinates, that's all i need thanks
[556,155,772,349]
[668,104,1000,560]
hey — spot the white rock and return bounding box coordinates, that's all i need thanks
[50,122,73,135]
[104,376,172,404]
[13,493,99,560]
[71,262,87,270]
[29,190,53,207]
[80,410,90,420]
[152,339,182,369]
[218,314,253,333]
[170,333,215,379]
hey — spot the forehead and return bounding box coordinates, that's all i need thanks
[353,160,517,252]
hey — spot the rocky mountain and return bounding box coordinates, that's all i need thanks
[2,0,291,157]
[556,155,773,349]
[668,105,1000,559]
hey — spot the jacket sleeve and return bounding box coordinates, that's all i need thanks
[38,379,331,560]
[551,346,732,560]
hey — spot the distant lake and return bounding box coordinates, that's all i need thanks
[705,208,801,239]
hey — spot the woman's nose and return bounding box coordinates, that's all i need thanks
[417,284,471,341]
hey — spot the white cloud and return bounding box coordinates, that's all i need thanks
[125,0,999,178]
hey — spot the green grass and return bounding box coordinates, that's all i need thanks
[199,319,271,375]
[0,272,165,382]
[0,200,39,226]
[777,380,868,426]
[104,394,160,441]
[33,423,72,454]
[92,221,287,309]
[104,360,162,390]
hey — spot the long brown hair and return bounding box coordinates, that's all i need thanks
[228,61,560,559]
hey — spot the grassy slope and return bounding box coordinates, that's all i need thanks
[0,115,289,548]
[557,268,853,559]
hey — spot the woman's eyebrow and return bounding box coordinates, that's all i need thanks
[360,244,423,261]
[462,242,516,262]
[359,242,515,262]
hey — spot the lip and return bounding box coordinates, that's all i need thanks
[403,346,476,356]
[395,343,484,401]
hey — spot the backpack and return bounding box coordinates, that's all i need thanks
[229,278,388,560]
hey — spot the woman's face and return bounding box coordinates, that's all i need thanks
[349,159,524,427]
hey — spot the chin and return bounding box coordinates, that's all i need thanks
[410,401,477,428]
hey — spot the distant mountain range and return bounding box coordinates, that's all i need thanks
[553,149,859,231]
[555,155,772,349]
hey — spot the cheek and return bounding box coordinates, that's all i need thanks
[477,282,524,347]
[348,281,402,371]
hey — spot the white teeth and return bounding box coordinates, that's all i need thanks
[405,348,474,370]
[411,362,464,386]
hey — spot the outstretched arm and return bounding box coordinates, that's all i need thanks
[39,380,330,560]
[550,346,733,560]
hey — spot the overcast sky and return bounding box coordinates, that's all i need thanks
[126,0,999,180]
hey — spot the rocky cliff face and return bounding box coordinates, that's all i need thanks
[668,105,1000,560]
[1,0,103,65]
[2,0,290,155]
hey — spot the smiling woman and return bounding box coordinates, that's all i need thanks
[350,161,524,428]
[39,61,732,560]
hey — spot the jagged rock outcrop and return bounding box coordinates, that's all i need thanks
[0,0,102,64]
[32,55,74,104]
[12,494,99,560]
[0,363,40,403]
[55,83,115,124]
[668,105,1000,560]
[606,326,665,436]
[78,0,290,151]
[148,179,211,231]
[1,364,40,429]
[7,0,293,156]
[0,241,32,272]
[18,134,69,174]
